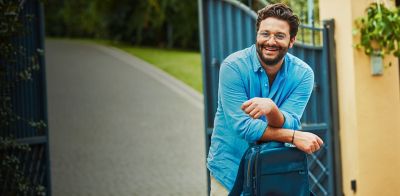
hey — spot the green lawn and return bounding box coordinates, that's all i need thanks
[90,39,203,93]
[116,45,203,93]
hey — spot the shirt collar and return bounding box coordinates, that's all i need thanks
[251,45,262,72]
[251,44,289,78]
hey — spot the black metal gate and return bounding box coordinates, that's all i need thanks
[198,0,342,195]
[1,0,50,195]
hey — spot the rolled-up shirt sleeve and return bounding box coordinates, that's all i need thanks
[219,62,267,142]
[280,68,314,130]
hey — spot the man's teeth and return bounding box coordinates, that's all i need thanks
[264,47,278,51]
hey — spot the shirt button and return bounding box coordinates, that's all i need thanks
[264,84,268,87]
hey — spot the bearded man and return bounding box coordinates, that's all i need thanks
[206,3,324,195]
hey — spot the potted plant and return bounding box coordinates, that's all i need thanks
[354,2,400,75]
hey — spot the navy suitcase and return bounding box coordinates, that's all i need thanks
[229,142,312,196]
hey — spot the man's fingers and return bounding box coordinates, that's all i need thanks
[244,103,256,114]
[312,140,322,154]
[241,100,252,110]
[295,132,324,154]
[254,111,263,119]
[310,145,315,154]
[314,144,320,152]
[317,137,324,146]
[252,111,263,119]
[249,108,258,118]
[314,140,320,148]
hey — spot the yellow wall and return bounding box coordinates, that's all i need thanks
[319,0,400,195]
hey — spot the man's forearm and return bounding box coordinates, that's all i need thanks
[259,126,325,154]
[259,126,293,143]
[265,103,285,128]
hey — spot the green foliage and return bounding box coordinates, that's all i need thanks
[0,137,46,196]
[245,0,320,27]
[44,0,103,38]
[45,0,199,49]
[0,0,47,195]
[244,0,322,45]
[355,3,400,60]
[0,0,40,127]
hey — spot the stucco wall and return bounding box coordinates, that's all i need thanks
[319,0,400,195]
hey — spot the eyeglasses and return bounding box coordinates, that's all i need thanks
[257,32,287,41]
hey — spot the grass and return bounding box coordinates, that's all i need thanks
[73,38,203,93]
[114,44,203,93]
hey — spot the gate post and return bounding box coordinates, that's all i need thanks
[323,19,342,196]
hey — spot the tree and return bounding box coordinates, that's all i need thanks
[45,0,200,50]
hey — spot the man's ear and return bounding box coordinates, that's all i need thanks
[289,36,296,48]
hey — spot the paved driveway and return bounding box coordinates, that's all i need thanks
[46,40,206,196]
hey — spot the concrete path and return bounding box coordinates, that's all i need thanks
[45,40,206,196]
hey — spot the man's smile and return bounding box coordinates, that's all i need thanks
[262,45,280,55]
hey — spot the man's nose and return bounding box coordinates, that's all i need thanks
[266,36,277,45]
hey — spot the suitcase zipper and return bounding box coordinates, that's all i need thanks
[246,146,258,187]
[253,146,260,195]
[246,149,254,187]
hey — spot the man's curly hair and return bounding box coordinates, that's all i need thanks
[256,3,300,39]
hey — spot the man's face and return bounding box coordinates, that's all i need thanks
[256,17,295,66]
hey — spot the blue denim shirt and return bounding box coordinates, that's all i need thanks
[207,44,314,191]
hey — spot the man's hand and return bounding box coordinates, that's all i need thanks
[241,97,274,119]
[293,131,324,154]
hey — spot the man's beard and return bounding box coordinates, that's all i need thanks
[256,43,289,66]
